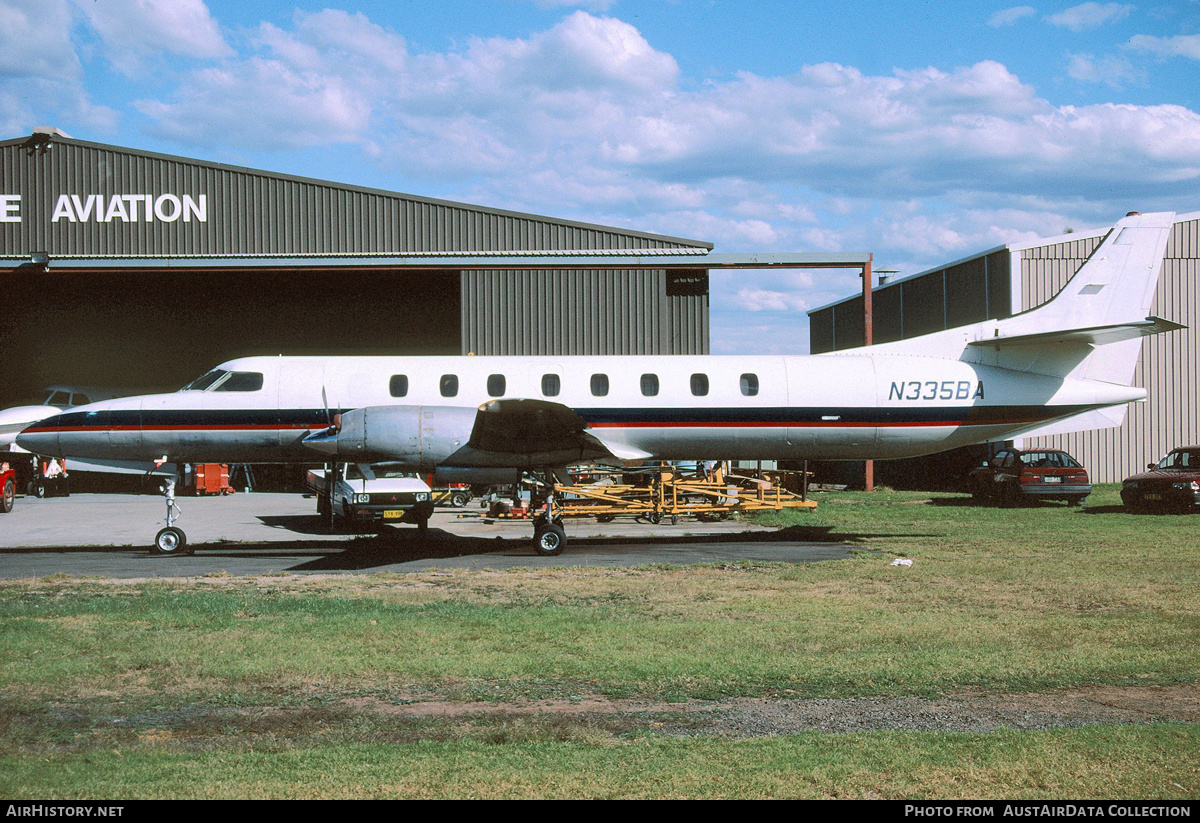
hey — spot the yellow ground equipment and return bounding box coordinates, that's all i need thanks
[549,462,815,524]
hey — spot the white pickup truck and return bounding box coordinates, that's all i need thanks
[307,463,434,532]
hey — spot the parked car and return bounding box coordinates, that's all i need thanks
[1120,447,1200,513]
[306,463,433,532]
[0,462,14,513]
[968,448,1092,506]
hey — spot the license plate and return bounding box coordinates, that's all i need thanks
[382,510,406,520]
[1145,493,1163,501]
[1043,476,1062,483]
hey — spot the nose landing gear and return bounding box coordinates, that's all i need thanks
[151,473,191,556]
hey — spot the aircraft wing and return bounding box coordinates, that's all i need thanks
[443,398,653,468]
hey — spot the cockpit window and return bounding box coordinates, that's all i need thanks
[213,372,264,392]
[182,369,229,391]
[181,369,263,392]
[45,391,71,406]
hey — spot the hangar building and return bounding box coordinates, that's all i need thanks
[809,211,1200,484]
[1,128,723,409]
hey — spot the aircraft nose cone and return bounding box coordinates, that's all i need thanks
[15,416,62,456]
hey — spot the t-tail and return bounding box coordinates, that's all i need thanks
[839,211,1180,436]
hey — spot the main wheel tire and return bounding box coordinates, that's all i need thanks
[450,492,469,508]
[533,522,566,556]
[0,479,14,513]
[152,527,191,556]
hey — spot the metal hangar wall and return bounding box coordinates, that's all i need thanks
[0,129,712,407]
[808,211,1200,485]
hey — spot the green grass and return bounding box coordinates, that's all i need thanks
[1,484,1197,798]
[3,726,1196,799]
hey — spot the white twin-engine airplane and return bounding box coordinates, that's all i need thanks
[18,211,1182,556]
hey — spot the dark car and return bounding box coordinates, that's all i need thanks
[1120,447,1200,512]
[968,448,1092,507]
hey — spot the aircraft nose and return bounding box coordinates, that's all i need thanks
[15,415,63,456]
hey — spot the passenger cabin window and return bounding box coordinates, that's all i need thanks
[389,375,408,398]
[487,374,506,397]
[590,374,609,397]
[214,372,264,392]
[690,374,709,396]
[640,374,659,397]
[541,374,561,397]
[740,373,759,397]
[440,374,459,398]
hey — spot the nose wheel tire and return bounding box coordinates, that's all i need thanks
[152,526,191,556]
[533,522,566,556]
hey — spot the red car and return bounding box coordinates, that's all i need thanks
[1120,447,1200,512]
[0,462,15,513]
[969,448,1092,507]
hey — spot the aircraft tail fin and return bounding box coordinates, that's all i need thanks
[859,211,1179,384]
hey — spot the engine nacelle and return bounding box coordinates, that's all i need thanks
[303,405,477,467]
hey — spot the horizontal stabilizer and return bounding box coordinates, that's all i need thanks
[968,316,1185,349]
[1010,404,1131,441]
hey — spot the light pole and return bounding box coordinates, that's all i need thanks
[861,256,874,492]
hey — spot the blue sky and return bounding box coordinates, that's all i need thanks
[3,0,1198,353]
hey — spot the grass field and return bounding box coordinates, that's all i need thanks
[1,484,1197,799]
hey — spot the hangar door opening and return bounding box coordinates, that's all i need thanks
[0,267,460,407]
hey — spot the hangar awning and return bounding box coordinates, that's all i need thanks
[3,251,872,271]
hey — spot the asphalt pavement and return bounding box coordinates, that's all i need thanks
[0,491,866,578]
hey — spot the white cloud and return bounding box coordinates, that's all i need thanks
[51,7,1193,274]
[1046,3,1133,32]
[0,0,79,79]
[1066,53,1146,87]
[733,288,810,312]
[71,0,230,74]
[129,8,1200,230]
[0,0,118,133]
[988,6,1037,27]
[1126,34,1200,61]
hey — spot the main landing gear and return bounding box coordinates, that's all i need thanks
[151,473,192,556]
[530,468,567,557]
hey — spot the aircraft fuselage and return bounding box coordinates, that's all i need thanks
[17,352,1143,466]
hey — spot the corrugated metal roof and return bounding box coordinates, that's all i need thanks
[0,132,713,259]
